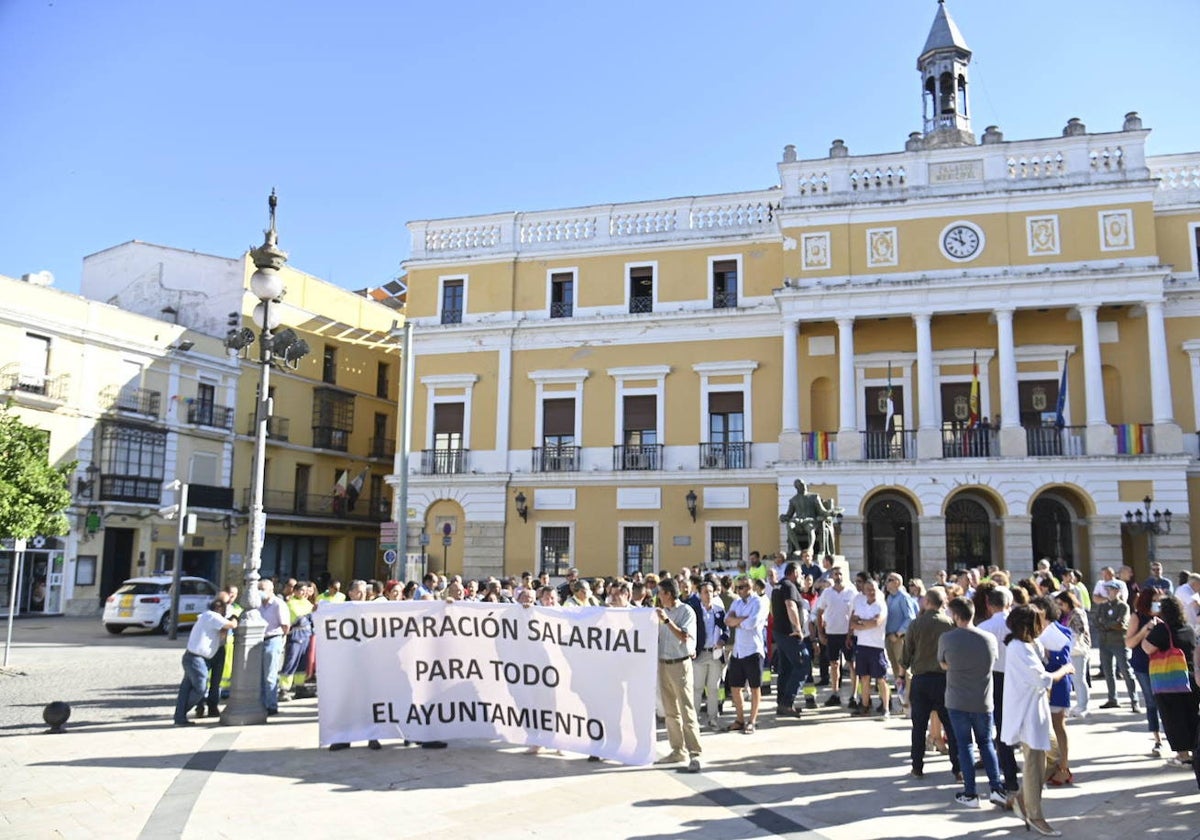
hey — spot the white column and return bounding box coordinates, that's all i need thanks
[496,329,514,472]
[913,312,942,460]
[995,308,1026,456]
[1078,304,1114,455]
[781,319,799,432]
[913,313,935,430]
[837,318,856,433]
[1145,300,1183,452]
[836,317,861,460]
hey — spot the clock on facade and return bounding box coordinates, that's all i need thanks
[940,222,984,261]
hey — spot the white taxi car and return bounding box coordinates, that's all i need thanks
[102,575,219,634]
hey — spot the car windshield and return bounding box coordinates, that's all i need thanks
[114,583,167,596]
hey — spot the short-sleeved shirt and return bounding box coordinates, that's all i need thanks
[938,626,998,713]
[771,578,806,637]
[259,596,290,638]
[657,602,696,661]
[850,593,887,649]
[816,585,855,634]
[727,594,765,659]
[186,610,230,659]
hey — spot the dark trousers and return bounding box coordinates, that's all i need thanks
[774,633,811,708]
[991,671,1020,790]
[203,644,226,712]
[909,672,960,774]
[817,638,830,683]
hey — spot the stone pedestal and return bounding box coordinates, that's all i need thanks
[1001,515,1032,572]
[835,431,862,462]
[220,612,268,726]
[1086,424,1116,456]
[1154,422,1184,455]
[916,517,946,579]
[917,429,942,460]
[998,427,1027,458]
[778,430,804,462]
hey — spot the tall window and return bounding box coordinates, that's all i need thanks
[312,387,355,451]
[193,382,216,426]
[540,397,576,471]
[441,279,464,324]
[100,423,167,503]
[430,402,465,473]
[376,361,390,398]
[712,259,738,309]
[322,346,337,384]
[539,526,571,576]
[707,392,745,467]
[550,272,574,318]
[710,526,744,568]
[19,333,51,393]
[628,266,653,313]
[623,526,655,575]
[622,394,658,469]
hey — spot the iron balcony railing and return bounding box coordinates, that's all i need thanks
[1026,425,1086,457]
[800,431,837,462]
[245,413,290,441]
[187,484,235,510]
[0,365,69,401]
[942,427,998,458]
[370,437,396,458]
[440,307,463,325]
[247,488,390,521]
[421,448,468,475]
[99,475,161,504]
[532,445,579,472]
[862,429,917,460]
[712,290,738,309]
[549,301,573,318]
[699,441,751,469]
[629,295,653,314]
[313,426,350,451]
[103,385,161,417]
[187,403,234,430]
[613,443,663,471]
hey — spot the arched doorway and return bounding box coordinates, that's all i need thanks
[424,499,466,575]
[1031,495,1076,568]
[945,496,993,570]
[865,494,915,581]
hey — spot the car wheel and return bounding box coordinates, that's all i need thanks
[157,613,173,635]
[104,623,126,635]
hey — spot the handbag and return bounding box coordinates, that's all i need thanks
[1148,625,1192,694]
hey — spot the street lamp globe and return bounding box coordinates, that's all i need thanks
[250,268,284,303]
[252,300,283,330]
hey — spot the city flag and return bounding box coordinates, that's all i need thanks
[333,470,349,498]
[885,362,895,433]
[1054,351,1068,428]
[347,467,369,509]
[968,352,980,428]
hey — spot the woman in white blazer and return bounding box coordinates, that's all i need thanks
[1001,604,1075,837]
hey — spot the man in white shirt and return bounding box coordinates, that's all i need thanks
[173,598,236,725]
[255,579,291,715]
[976,586,1019,793]
[723,578,765,734]
[816,567,856,706]
[850,578,890,718]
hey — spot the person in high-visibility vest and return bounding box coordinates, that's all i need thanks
[214,585,243,702]
[278,581,315,700]
[318,580,347,604]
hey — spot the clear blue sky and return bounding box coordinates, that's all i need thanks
[2,0,1197,294]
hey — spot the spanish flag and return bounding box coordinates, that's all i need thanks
[968,352,980,429]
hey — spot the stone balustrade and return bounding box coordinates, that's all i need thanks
[1148,152,1200,204]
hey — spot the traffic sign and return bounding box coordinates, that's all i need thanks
[442,522,452,536]
[419,533,430,546]
[383,549,398,565]
[442,535,452,547]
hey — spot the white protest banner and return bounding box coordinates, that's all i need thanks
[315,600,658,765]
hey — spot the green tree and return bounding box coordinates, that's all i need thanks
[0,406,72,539]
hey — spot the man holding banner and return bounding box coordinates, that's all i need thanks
[655,576,703,773]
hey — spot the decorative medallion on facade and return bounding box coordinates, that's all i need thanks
[1031,386,1048,411]
[801,232,831,270]
[866,228,898,268]
[1099,209,1135,251]
[953,394,970,420]
[1026,215,1061,256]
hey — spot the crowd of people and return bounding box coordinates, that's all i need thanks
[172,552,1200,832]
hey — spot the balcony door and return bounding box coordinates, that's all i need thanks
[433,402,465,473]
[542,397,575,470]
[294,464,310,514]
[707,392,745,468]
[623,394,657,469]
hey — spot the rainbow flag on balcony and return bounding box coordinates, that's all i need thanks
[806,432,832,461]
[1115,423,1145,455]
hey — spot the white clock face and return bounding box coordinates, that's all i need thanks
[943,224,981,260]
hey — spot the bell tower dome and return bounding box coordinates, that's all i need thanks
[918,0,974,148]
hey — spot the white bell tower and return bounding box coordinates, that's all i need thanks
[918,0,974,148]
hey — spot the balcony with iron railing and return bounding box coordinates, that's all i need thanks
[187,484,235,510]
[187,403,234,430]
[440,307,463,325]
[942,427,998,458]
[699,441,751,469]
[313,426,350,452]
[532,445,579,472]
[712,290,738,309]
[862,430,917,460]
[421,448,468,475]
[370,437,396,459]
[245,413,290,441]
[613,443,663,471]
[629,295,653,314]
[103,385,160,417]
[99,475,161,504]
[549,301,573,318]
[247,488,390,521]
[0,364,69,402]
[1026,426,1086,457]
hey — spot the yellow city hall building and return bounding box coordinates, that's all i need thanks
[399,2,1200,584]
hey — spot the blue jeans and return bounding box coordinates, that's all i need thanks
[1133,670,1161,735]
[262,634,285,712]
[174,652,210,723]
[947,708,1004,797]
[774,633,811,708]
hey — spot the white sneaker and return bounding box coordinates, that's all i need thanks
[988,790,1009,808]
[954,793,981,808]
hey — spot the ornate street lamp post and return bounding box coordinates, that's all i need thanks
[1123,495,1172,566]
[222,191,309,726]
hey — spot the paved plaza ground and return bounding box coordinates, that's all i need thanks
[1,616,1198,839]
